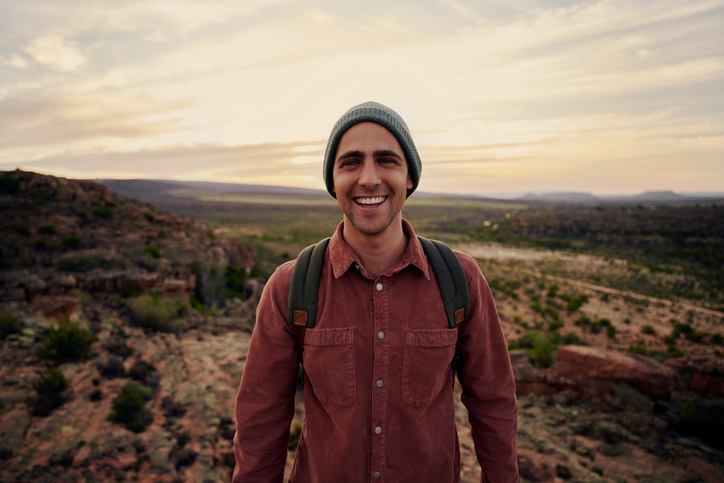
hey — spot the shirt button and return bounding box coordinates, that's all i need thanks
[374,471,381,478]
[375,426,382,434]
[377,331,384,340]
[376,380,383,388]
[376,282,383,291]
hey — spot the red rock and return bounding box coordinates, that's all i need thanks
[32,295,82,320]
[509,350,551,396]
[547,345,674,398]
[157,279,192,299]
[517,454,552,481]
[666,356,724,398]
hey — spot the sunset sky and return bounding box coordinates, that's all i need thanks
[1,0,722,196]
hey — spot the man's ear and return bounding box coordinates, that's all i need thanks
[406,173,413,190]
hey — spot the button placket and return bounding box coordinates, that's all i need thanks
[370,276,390,481]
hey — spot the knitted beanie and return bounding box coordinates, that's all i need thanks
[323,101,421,199]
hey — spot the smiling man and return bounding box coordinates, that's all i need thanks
[233,102,518,483]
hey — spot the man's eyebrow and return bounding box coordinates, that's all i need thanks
[373,150,402,160]
[337,150,364,163]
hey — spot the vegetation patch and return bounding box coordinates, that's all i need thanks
[0,312,21,338]
[32,368,69,416]
[61,235,82,250]
[109,382,153,432]
[508,330,585,368]
[127,293,186,333]
[142,245,161,259]
[37,319,96,362]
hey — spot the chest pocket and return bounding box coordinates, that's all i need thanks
[401,328,458,408]
[303,328,356,408]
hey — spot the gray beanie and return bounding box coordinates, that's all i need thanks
[323,101,421,199]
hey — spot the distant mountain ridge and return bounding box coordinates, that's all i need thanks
[96,179,724,205]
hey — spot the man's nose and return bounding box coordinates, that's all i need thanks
[358,160,381,188]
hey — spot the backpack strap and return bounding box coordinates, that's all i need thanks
[417,237,471,329]
[287,238,330,361]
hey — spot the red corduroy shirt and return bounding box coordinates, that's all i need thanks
[233,220,518,483]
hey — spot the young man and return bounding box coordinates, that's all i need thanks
[233,102,518,482]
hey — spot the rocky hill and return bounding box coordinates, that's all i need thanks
[0,170,262,481]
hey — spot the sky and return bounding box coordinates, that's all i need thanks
[0,0,722,196]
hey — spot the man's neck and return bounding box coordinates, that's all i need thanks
[341,217,408,278]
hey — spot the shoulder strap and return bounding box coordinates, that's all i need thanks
[417,236,471,329]
[287,238,330,360]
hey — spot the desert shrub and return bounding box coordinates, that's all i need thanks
[33,239,49,251]
[225,266,248,300]
[544,306,559,320]
[95,205,112,219]
[38,224,57,235]
[642,325,656,335]
[207,230,216,239]
[37,319,96,362]
[518,331,559,368]
[127,295,185,333]
[58,254,101,272]
[0,312,20,338]
[547,284,558,298]
[565,294,588,311]
[623,318,631,324]
[143,245,161,259]
[606,325,617,338]
[61,235,82,250]
[712,333,723,345]
[574,315,591,328]
[129,361,155,381]
[32,368,69,416]
[589,318,610,334]
[548,320,563,332]
[489,280,519,299]
[110,382,152,431]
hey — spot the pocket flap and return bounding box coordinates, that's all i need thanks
[405,328,457,347]
[304,327,353,346]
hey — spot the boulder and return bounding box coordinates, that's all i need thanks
[666,356,724,398]
[32,295,82,320]
[547,345,674,399]
[509,350,551,396]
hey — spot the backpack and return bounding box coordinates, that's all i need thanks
[287,237,471,363]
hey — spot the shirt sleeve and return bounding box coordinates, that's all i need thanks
[455,253,519,483]
[233,263,299,483]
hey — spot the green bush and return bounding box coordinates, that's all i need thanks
[0,312,20,338]
[110,382,152,428]
[642,325,656,335]
[143,245,161,259]
[39,224,57,235]
[33,239,49,251]
[127,295,186,333]
[548,320,563,331]
[518,331,559,368]
[62,235,82,250]
[37,319,96,362]
[95,205,112,219]
[712,334,723,345]
[58,254,101,272]
[32,368,69,416]
[547,284,558,298]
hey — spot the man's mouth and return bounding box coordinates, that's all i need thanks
[354,196,387,206]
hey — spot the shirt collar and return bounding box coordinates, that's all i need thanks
[328,219,430,280]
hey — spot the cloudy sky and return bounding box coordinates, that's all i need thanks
[0,0,722,196]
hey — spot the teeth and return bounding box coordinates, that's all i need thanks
[357,197,386,205]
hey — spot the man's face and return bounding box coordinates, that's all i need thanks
[332,122,413,237]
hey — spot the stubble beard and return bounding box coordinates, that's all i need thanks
[344,194,404,236]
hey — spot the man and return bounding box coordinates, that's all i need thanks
[233,102,518,482]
